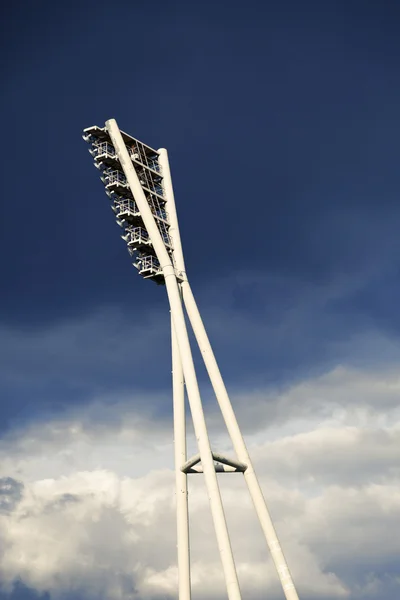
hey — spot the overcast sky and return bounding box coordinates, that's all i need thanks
[1,1,400,599]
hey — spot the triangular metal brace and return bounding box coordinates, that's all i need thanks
[181,452,247,474]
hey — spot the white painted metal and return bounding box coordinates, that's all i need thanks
[181,282,299,600]
[181,452,247,474]
[187,464,240,473]
[106,119,242,600]
[211,452,247,471]
[181,453,202,472]
[171,312,191,600]
[158,146,299,600]
[158,148,186,277]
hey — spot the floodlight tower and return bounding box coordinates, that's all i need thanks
[82,119,300,600]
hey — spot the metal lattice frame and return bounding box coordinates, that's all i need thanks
[83,119,300,600]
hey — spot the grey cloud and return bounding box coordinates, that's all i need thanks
[2,262,400,399]
[193,266,400,392]
[0,581,50,600]
[299,485,400,598]
[0,367,399,599]
[203,364,400,443]
[44,493,81,513]
[0,477,24,514]
[254,427,400,487]
[2,261,400,441]
[0,307,169,390]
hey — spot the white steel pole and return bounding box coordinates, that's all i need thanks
[181,283,299,600]
[171,311,191,600]
[158,148,186,277]
[163,148,191,600]
[106,120,242,600]
[158,148,299,600]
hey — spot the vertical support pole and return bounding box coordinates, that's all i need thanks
[181,282,299,600]
[158,148,186,278]
[172,310,191,600]
[106,120,242,600]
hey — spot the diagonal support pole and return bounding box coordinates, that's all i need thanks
[181,281,299,600]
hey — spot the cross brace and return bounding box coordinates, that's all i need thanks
[181,452,248,474]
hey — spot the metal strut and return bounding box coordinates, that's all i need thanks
[181,452,247,474]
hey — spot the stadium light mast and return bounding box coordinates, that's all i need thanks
[82,119,300,600]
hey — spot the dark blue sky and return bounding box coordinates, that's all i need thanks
[1,0,400,433]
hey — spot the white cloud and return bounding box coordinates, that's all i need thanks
[0,365,399,599]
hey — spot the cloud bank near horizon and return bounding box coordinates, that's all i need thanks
[1,364,399,600]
